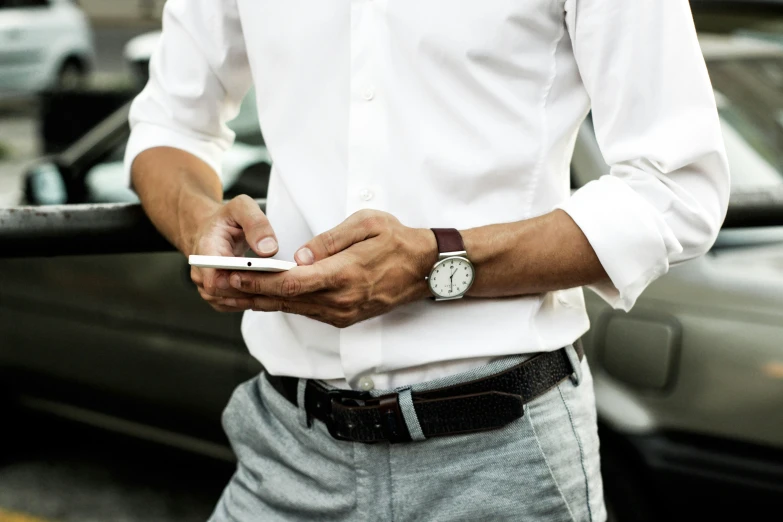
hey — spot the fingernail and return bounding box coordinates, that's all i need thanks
[296,247,314,265]
[258,237,278,254]
[217,276,229,290]
[225,298,237,307]
[230,274,242,288]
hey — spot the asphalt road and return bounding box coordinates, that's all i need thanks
[0,411,233,522]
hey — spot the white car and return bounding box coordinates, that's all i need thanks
[0,0,95,94]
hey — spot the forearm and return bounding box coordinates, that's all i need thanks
[460,210,609,298]
[131,146,223,256]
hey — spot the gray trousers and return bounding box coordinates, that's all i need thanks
[210,350,607,521]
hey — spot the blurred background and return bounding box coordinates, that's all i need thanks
[1,1,783,521]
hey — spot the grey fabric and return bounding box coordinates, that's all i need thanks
[296,379,308,429]
[395,387,425,442]
[566,344,583,386]
[210,353,607,522]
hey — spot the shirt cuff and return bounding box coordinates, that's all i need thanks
[123,121,226,188]
[557,175,681,312]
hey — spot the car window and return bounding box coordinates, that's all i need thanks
[709,56,783,188]
[572,53,783,192]
[716,91,782,188]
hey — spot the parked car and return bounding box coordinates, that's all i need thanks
[2,3,783,520]
[0,0,95,94]
[25,100,271,206]
[574,33,783,522]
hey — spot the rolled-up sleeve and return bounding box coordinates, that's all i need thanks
[123,0,252,183]
[558,0,730,311]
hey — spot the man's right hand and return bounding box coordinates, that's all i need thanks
[131,148,278,313]
[187,195,278,313]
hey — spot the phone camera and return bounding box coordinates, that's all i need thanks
[247,262,252,267]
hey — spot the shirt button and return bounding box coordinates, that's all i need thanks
[359,188,374,201]
[362,87,375,101]
[358,376,375,391]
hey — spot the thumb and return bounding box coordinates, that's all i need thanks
[294,211,381,265]
[225,195,278,257]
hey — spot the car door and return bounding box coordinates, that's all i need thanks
[0,0,52,93]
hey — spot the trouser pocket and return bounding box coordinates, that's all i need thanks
[526,359,606,522]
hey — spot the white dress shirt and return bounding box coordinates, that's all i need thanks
[125,0,729,391]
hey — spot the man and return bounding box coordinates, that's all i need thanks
[126,0,729,520]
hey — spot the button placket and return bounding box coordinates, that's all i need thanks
[358,376,375,391]
[342,0,385,391]
[347,0,380,215]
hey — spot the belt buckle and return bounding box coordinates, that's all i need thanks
[323,388,373,442]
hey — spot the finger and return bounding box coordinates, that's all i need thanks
[198,291,254,313]
[198,287,255,308]
[210,303,250,313]
[197,268,250,298]
[191,266,204,286]
[229,265,329,297]
[249,297,355,328]
[218,297,256,310]
[294,209,387,265]
[225,195,278,257]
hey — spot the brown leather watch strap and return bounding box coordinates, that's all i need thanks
[431,228,466,254]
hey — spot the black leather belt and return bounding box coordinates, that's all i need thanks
[265,341,584,444]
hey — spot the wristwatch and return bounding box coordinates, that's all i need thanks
[426,228,475,301]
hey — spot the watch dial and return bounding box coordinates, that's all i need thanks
[429,258,474,298]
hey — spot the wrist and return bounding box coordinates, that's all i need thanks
[178,193,222,257]
[412,228,439,299]
[461,222,522,297]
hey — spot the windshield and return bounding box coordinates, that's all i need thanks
[709,55,783,188]
[694,9,783,189]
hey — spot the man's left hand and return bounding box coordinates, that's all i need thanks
[224,210,437,328]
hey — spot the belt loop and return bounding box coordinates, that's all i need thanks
[297,379,312,429]
[565,344,582,386]
[395,387,426,441]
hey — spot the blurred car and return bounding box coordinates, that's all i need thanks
[24,93,271,206]
[574,32,783,520]
[123,29,159,88]
[2,3,783,521]
[0,0,95,94]
[23,29,268,205]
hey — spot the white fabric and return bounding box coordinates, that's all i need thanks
[125,0,729,390]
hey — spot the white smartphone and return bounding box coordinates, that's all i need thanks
[188,255,297,272]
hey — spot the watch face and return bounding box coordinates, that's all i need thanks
[428,257,474,299]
